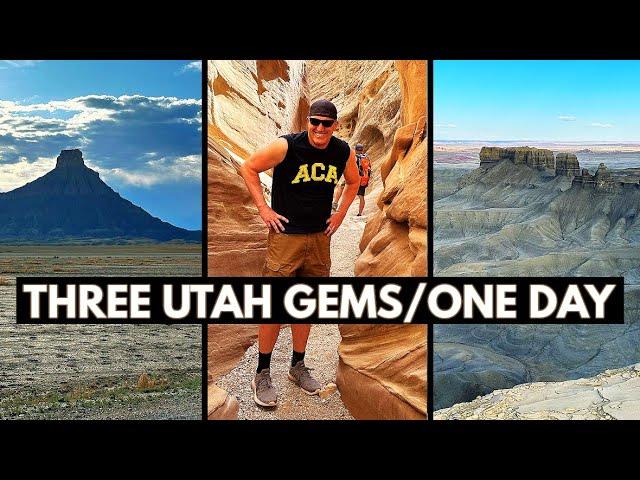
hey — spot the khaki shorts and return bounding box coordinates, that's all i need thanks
[262,230,331,277]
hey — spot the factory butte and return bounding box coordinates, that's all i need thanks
[479,146,634,192]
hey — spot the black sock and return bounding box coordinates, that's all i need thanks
[257,352,272,373]
[291,350,305,367]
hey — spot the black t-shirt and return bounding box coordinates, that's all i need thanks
[272,131,350,234]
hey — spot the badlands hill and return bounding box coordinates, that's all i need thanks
[435,147,640,412]
[0,149,200,243]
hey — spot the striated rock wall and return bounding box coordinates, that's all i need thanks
[208,60,308,276]
[208,134,268,276]
[306,60,401,188]
[335,61,427,419]
[355,60,427,277]
[207,324,259,383]
[337,325,427,419]
[207,384,240,420]
[208,60,308,160]
[435,363,640,420]
[555,152,580,176]
[480,146,555,170]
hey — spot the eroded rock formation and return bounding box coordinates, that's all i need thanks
[208,136,268,276]
[207,324,259,383]
[208,60,307,160]
[308,61,428,419]
[479,146,555,170]
[435,363,640,420]
[207,60,307,275]
[0,149,200,242]
[354,60,427,277]
[207,325,258,421]
[207,384,240,420]
[435,151,640,412]
[337,324,427,419]
[555,152,580,176]
[306,60,401,186]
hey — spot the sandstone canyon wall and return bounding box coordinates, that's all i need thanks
[307,60,427,419]
[354,60,427,277]
[337,324,427,419]
[207,323,259,420]
[208,60,307,276]
[207,60,427,420]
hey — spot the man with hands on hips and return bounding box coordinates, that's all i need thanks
[239,98,359,407]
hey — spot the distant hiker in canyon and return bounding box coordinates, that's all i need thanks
[239,98,360,407]
[333,143,372,216]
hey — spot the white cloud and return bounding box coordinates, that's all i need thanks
[558,115,576,121]
[92,154,201,187]
[436,123,457,128]
[591,122,614,128]
[0,93,201,189]
[1,60,42,69]
[0,156,55,192]
[179,61,202,74]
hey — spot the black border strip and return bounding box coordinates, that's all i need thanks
[427,59,434,421]
[201,58,209,421]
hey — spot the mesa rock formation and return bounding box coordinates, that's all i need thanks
[480,146,554,170]
[0,149,200,242]
[207,60,427,419]
[555,152,580,176]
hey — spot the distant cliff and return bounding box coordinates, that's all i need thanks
[480,146,554,170]
[479,146,640,192]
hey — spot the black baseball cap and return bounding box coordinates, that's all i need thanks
[309,99,338,120]
[355,144,364,151]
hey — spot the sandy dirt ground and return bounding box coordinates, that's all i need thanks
[217,324,353,420]
[0,245,202,420]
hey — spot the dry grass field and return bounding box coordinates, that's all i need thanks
[0,244,202,419]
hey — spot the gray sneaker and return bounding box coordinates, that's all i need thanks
[288,361,322,395]
[252,369,277,407]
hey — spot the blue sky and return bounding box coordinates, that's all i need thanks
[435,60,640,143]
[0,60,202,230]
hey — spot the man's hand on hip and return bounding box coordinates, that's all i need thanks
[258,205,289,232]
[325,210,346,236]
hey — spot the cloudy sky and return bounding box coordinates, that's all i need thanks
[436,60,640,143]
[0,60,202,230]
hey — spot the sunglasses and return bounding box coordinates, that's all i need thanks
[308,117,335,127]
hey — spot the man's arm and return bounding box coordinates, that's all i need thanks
[325,149,360,236]
[238,138,289,232]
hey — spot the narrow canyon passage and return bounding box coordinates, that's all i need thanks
[207,60,427,420]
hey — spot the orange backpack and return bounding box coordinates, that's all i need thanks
[358,154,371,187]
